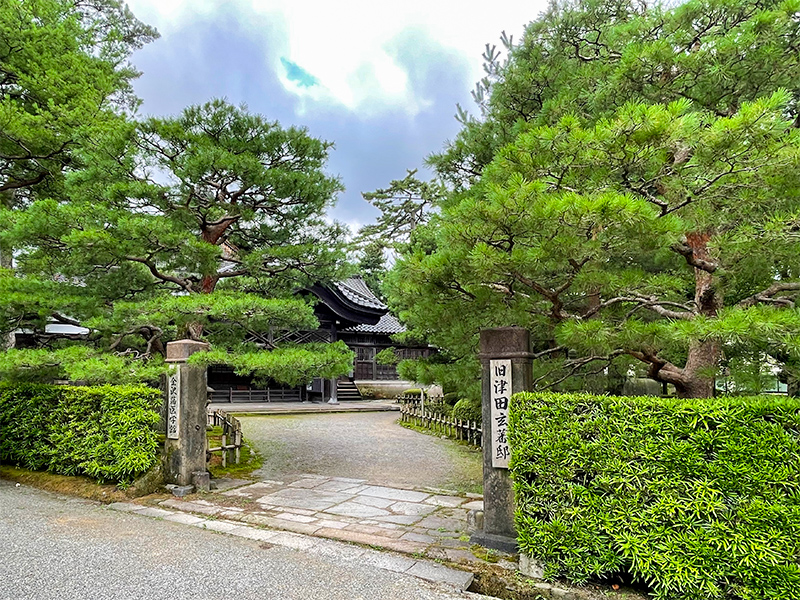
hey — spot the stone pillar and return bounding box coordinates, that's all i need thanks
[471,327,533,553]
[328,378,339,404]
[164,339,210,486]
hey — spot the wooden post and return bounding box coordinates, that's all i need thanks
[235,429,241,465]
[221,433,227,468]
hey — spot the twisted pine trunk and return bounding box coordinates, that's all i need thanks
[672,233,722,399]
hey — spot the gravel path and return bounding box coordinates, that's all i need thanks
[241,412,482,493]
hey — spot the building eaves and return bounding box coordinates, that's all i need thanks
[343,313,405,335]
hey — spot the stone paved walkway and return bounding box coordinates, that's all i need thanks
[107,501,477,593]
[158,474,491,566]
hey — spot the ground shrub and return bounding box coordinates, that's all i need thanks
[508,391,800,600]
[0,383,161,485]
[424,400,452,417]
[452,397,482,422]
[401,388,423,397]
[442,391,460,406]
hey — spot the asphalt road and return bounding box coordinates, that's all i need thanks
[240,412,483,493]
[0,480,482,600]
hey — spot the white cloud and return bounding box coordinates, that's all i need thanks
[125,0,543,116]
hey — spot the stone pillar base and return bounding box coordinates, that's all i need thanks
[470,530,518,554]
[519,554,545,579]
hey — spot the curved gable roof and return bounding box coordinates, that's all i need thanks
[307,276,387,325]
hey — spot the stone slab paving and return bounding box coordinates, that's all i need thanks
[148,474,496,574]
[107,496,476,592]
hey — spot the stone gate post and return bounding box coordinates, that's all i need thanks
[164,339,210,487]
[471,327,533,553]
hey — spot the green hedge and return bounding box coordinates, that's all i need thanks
[442,392,460,407]
[452,396,482,422]
[0,383,161,484]
[509,392,800,600]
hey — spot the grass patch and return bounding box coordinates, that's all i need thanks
[399,418,479,449]
[206,426,263,479]
[0,465,146,502]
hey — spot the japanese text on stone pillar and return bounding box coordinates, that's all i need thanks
[490,359,511,468]
[167,370,181,440]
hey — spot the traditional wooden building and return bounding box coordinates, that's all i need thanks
[208,276,430,403]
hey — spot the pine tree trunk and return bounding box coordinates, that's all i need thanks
[785,362,799,398]
[0,190,15,269]
[185,276,218,340]
[675,339,720,398]
[649,232,722,399]
[186,321,204,341]
[0,244,11,270]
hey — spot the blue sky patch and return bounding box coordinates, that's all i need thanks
[280,57,319,88]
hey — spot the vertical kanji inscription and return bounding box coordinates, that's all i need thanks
[167,370,181,440]
[490,359,511,468]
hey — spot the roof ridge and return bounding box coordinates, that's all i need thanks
[335,276,387,311]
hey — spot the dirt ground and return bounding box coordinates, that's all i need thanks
[240,411,483,494]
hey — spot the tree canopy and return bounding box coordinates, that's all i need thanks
[387,0,800,398]
[0,0,157,202]
[0,3,354,385]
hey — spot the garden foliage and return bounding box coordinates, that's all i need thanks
[509,391,800,600]
[451,397,482,423]
[0,383,161,484]
[384,0,800,399]
[1,1,353,387]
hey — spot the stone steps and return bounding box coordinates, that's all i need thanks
[336,380,362,401]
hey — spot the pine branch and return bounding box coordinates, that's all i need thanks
[670,240,718,273]
[122,255,194,292]
[737,282,800,308]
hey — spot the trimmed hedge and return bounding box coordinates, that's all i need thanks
[509,392,800,600]
[0,383,161,484]
[452,396,482,423]
[443,392,460,407]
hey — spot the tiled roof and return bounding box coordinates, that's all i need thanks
[343,313,405,334]
[334,276,387,311]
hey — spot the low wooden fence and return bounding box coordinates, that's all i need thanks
[206,409,242,467]
[396,394,423,406]
[399,402,482,447]
[210,387,301,403]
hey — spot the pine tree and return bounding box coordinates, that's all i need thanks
[387,0,800,398]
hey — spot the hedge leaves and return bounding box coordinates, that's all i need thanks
[509,392,800,599]
[0,384,161,484]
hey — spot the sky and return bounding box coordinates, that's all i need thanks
[124,0,547,232]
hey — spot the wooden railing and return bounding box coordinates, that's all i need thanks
[399,402,482,447]
[395,394,425,406]
[210,387,301,403]
[206,409,242,467]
